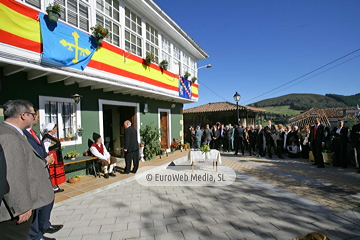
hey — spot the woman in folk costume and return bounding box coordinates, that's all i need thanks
[90,132,117,179]
[42,123,66,193]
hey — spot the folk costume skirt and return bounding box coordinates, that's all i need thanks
[48,150,66,185]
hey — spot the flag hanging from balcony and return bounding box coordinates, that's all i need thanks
[179,77,192,99]
[39,12,97,71]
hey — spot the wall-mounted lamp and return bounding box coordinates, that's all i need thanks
[71,94,82,104]
[144,103,148,113]
[171,103,176,109]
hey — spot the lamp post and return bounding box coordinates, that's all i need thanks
[233,92,241,125]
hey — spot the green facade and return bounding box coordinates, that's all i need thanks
[0,68,184,158]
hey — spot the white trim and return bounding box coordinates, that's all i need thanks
[98,99,140,142]
[39,95,82,147]
[158,108,171,150]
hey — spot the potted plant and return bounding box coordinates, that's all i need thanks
[90,24,110,44]
[66,150,79,160]
[191,76,197,83]
[46,1,61,23]
[68,175,82,183]
[140,122,163,160]
[184,71,191,80]
[170,142,178,152]
[145,52,155,65]
[159,60,168,70]
[66,132,72,141]
[77,127,84,136]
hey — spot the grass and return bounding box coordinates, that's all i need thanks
[262,105,302,117]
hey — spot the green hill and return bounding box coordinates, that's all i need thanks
[249,93,349,111]
[249,93,359,124]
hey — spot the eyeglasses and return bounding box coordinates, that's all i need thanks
[23,112,36,119]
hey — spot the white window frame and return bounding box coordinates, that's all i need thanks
[124,7,142,57]
[95,12,121,47]
[39,96,82,147]
[57,0,90,32]
[145,22,159,63]
[161,37,171,70]
[182,52,189,75]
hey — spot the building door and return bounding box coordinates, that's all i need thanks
[103,109,113,152]
[160,111,169,148]
[119,106,136,157]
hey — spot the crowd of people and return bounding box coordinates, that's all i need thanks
[185,117,360,173]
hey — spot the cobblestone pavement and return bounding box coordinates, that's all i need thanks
[49,154,360,240]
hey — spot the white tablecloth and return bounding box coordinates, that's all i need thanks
[188,150,222,165]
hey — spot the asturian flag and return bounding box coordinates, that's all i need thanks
[39,12,97,70]
[179,77,192,99]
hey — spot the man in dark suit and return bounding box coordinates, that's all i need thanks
[331,120,349,168]
[248,125,257,156]
[234,125,245,155]
[309,118,326,168]
[123,120,139,174]
[212,125,220,150]
[264,120,277,158]
[350,117,360,173]
[256,125,266,157]
[0,100,54,240]
[23,110,63,240]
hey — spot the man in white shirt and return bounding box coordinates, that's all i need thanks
[90,133,117,179]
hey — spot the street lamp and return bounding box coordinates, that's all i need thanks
[233,92,241,125]
[71,94,82,104]
[197,64,212,70]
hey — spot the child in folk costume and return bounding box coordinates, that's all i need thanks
[90,132,117,179]
[42,123,66,193]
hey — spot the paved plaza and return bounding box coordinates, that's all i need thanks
[50,153,360,240]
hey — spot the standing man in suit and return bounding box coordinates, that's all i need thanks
[256,125,266,157]
[0,100,54,240]
[203,124,213,145]
[309,118,326,168]
[234,125,245,155]
[23,109,63,240]
[350,117,360,173]
[264,120,277,158]
[195,126,203,148]
[331,120,349,168]
[123,120,139,174]
[248,125,257,156]
[212,125,220,150]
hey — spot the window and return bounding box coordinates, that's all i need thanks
[96,13,120,46]
[124,7,142,56]
[182,52,189,75]
[23,0,40,8]
[39,96,82,146]
[189,58,196,78]
[96,0,119,21]
[146,23,159,63]
[173,46,180,74]
[57,0,90,32]
[162,37,171,70]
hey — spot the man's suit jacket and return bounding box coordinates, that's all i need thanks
[350,123,360,147]
[264,125,275,141]
[309,124,325,144]
[234,127,244,140]
[0,122,54,222]
[331,127,349,144]
[0,145,6,207]
[124,126,139,152]
[23,129,49,161]
[203,128,213,141]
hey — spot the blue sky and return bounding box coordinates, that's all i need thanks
[153,0,360,109]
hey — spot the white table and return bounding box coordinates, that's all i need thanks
[188,149,222,171]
